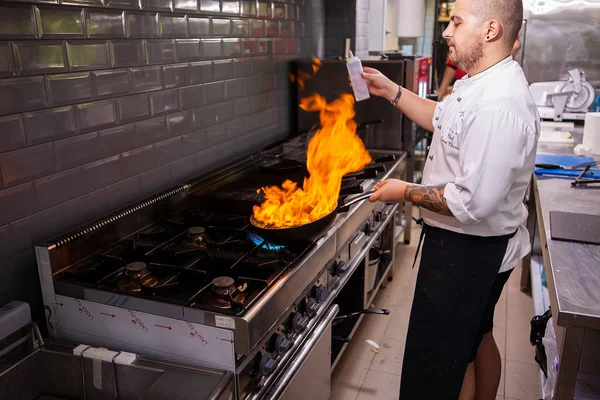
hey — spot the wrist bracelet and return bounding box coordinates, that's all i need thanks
[391,86,403,106]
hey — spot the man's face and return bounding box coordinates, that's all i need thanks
[442,0,485,73]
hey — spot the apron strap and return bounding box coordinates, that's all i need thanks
[412,218,425,269]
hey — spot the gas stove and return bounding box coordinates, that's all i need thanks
[55,209,307,316]
[35,132,407,399]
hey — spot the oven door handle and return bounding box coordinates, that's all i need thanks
[254,304,339,400]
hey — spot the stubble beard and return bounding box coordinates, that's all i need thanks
[449,36,483,74]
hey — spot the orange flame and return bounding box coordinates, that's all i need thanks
[289,56,322,89]
[252,93,372,228]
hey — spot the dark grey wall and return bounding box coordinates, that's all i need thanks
[0,0,323,325]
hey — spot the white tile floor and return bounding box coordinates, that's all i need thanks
[330,221,542,400]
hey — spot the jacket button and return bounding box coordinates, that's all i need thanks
[429,155,433,160]
[435,116,439,120]
[457,97,462,102]
[437,125,442,129]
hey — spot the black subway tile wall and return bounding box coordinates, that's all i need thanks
[0,0,320,323]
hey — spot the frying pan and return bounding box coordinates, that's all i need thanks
[250,189,376,245]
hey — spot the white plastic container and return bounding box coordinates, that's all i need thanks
[346,51,370,102]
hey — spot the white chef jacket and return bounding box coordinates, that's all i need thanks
[421,56,540,272]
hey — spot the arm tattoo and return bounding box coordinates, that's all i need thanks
[403,184,453,216]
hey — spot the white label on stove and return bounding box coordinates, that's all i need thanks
[215,315,235,329]
[55,295,236,372]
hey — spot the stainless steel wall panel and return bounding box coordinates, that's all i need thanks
[13,41,67,75]
[37,6,85,39]
[93,68,132,98]
[66,41,111,71]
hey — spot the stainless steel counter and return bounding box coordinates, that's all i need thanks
[521,130,600,400]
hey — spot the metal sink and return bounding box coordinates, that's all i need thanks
[1,329,233,400]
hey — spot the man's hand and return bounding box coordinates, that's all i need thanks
[369,179,454,217]
[369,179,408,203]
[360,67,399,101]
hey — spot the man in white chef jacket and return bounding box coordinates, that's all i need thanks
[362,0,540,399]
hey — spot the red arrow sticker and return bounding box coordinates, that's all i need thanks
[100,312,115,318]
[156,324,173,330]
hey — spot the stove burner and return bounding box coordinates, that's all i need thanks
[126,261,147,274]
[247,232,285,251]
[187,226,208,248]
[117,262,159,292]
[211,276,246,309]
[212,276,235,294]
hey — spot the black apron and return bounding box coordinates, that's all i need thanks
[399,221,516,400]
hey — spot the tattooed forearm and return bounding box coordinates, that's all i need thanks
[403,184,453,216]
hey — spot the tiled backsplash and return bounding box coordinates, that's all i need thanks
[0,0,320,324]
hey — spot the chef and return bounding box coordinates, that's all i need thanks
[361,0,540,398]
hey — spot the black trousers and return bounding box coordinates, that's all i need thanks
[399,224,514,400]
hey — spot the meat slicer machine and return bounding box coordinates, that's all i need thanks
[529,69,595,121]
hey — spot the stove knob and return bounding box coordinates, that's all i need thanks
[291,312,309,333]
[306,298,319,317]
[315,286,328,302]
[259,353,278,376]
[334,260,349,276]
[275,333,292,354]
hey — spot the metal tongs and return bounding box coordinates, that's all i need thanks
[571,164,600,187]
[535,161,598,171]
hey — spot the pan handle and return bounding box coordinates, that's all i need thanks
[338,190,376,213]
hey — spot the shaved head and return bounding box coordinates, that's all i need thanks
[470,0,523,49]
